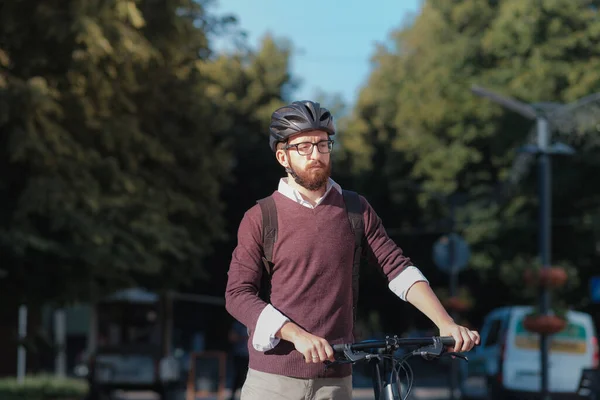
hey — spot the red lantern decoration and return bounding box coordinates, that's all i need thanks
[523,314,567,334]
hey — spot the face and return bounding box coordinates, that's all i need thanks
[276,130,332,191]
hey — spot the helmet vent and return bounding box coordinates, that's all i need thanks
[284,115,305,123]
[303,104,316,121]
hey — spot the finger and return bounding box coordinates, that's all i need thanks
[453,333,464,353]
[313,351,323,363]
[311,339,330,362]
[305,352,315,364]
[456,328,469,351]
[461,330,478,350]
[309,344,321,362]
[324,343,335,361]
[467,330,479,347]
[459,327,474,351]
[472,330,481,345]
[316,346,329,362]
[462,332,473,352]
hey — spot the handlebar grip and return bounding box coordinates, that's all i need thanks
[332,336,456,353]
[332,344,345,353]
[440,336,455,347]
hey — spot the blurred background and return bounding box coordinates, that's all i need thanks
[2,0,600,399]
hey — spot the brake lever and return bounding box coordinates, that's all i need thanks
[339,344,373,363]
[412,336,445,360]
[411,337,469,362]
[326,344,379,368]
[444,352,469,362]
[324,352,371,369]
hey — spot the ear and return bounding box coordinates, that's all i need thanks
[275,149,288,167]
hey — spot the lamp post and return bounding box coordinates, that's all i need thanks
[430,193,470,400]
[470,85,575,400]
[17,305,27,384]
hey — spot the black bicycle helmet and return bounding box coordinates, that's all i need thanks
[269,100,336,152]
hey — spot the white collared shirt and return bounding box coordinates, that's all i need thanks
[251,178,428,351]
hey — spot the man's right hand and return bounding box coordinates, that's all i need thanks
[276,321,334,363]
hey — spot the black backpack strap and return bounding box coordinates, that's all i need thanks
[257,195,277,302]
[342,189,364,323]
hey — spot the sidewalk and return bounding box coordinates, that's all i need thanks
[114,386,454,400]
[351,387,452,400]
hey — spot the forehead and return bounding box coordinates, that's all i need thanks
[288,130,329,144]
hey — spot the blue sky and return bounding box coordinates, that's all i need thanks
[211,0,422,107]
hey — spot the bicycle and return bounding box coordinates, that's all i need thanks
[327,335,468,400]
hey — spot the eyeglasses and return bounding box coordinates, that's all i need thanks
[283,139,334,156]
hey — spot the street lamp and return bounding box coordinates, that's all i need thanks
[471,85,576,400]
[396,183,471,400]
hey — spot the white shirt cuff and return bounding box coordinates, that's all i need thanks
[388,266,429,301]
[252,304,290,352]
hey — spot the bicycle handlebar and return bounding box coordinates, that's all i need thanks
[329,336,463,400]
[332,336,455,353]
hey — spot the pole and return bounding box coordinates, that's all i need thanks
[17,305,27,384]
[538,117,552,400]
[54,309,67,378]
[87,304,98,356]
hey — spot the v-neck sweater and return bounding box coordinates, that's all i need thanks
[225,188,413,378]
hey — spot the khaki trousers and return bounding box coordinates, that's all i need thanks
[241,368,353,400]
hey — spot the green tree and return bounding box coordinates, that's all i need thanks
[0,0,234,305]
[344,0,600,314]
[196,34,300,294]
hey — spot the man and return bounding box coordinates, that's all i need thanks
[225,100,480,399]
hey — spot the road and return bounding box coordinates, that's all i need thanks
[350,356,456,400]
[113,358,458,400]
[113,387,453,400]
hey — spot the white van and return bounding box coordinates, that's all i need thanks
[460,305,598,399]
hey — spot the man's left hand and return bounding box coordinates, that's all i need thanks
[438,322,481,353]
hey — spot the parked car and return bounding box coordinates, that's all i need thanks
[460,305,598,399]
[82,288,227,400]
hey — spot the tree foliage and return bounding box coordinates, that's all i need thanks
[0,0,236,304]
[3,0,600,326]
[343,0,600,313]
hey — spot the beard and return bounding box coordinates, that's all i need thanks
[288,161,331,191]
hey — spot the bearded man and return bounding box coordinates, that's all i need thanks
[225,100,480,400]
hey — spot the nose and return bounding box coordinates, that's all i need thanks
[308,144,324,160]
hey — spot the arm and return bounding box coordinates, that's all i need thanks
[406,281,480,352]
[276,322,334,364]
[361,196,413,280]
[360,197,480,352]
[225,207,289,351]
[225,206,333,361]
[405,281,454,328]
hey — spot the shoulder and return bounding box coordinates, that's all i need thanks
[341,189,372,213]
[352,193,381,227]
[241,192,283,227]
[358,193,371,209]
[237,200,266,237]
[244,203,262,223]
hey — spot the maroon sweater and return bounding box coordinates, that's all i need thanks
[225,188,413,378]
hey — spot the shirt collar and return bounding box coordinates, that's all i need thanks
[277,177,342,208]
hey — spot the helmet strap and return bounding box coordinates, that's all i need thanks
[285,167,298,180]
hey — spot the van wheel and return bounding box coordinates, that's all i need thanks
[87,389,112,400]
[487,380,505,400]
